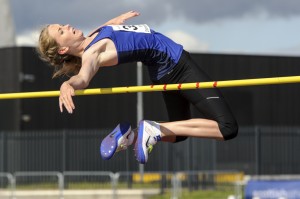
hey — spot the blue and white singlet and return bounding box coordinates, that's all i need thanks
[84,24,183,81]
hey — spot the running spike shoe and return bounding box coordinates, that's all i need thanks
[135,120,161,164]
[100,122,134,160]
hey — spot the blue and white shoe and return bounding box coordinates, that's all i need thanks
[135,120,162,164]
[100,122,134,160]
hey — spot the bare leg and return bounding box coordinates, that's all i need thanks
[159,118,224,141]
[132,118,224,143]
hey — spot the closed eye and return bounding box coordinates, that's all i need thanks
[58,25,64,35]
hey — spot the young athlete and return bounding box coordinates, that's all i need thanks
[37,11,238,164]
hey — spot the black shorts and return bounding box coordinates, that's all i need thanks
[152,50,238,141]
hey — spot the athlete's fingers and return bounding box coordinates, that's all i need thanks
[128,10,140,16]
[59,98,63,113]
[65,93,75,110]
[59,95,73,114]
[59,82,76,114]
[69,86,75,109]
[129,11,140,18]
[64,102,72,114]
[122,11,140,22]
[64,96,73,114]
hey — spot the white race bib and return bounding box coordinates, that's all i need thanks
[109,24,151,33]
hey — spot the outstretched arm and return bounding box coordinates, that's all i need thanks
[59,53,100,114]
[88,11,140,36]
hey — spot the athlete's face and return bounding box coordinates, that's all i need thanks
[48,24,84,54]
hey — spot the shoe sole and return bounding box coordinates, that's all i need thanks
[100,122,131,160]
[136,121,147,164]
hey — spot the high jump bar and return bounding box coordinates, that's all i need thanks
[0,75,300,100]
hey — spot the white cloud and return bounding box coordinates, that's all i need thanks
[165,30,209,53]
[16,30,39,47]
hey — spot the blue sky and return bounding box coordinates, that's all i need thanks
[8,0,300,56]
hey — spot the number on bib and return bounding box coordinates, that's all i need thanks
[109,24,151,33]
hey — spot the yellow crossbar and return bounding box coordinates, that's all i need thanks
[0,76,300,100]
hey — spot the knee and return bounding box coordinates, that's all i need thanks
[219,120,239,141]
[174,136,188,143]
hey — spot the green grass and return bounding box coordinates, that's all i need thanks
[150,189,237,199]
[13,182,244,199]
[16,183,58,190]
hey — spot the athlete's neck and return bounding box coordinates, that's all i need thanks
[69,34,97,57]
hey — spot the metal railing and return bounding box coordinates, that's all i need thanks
[63,171,117,199]
[12,171,63,199]
[0,172,14,199]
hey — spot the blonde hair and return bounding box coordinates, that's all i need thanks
[36,25,81,78]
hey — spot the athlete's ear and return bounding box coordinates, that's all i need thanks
[58,46,69,55]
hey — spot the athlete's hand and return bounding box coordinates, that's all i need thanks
[59,82,75,114]
[88,11,140,37]
[112,10,140,25]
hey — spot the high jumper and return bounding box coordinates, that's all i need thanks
[37,11,238,164]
